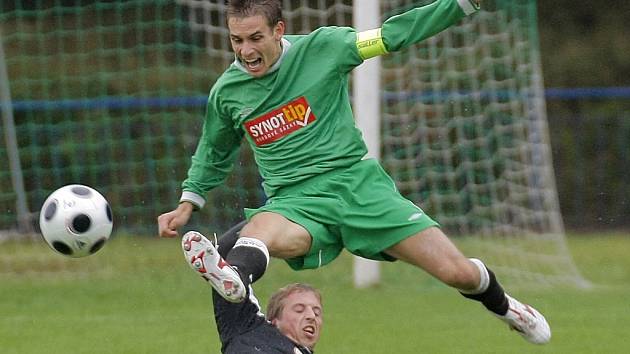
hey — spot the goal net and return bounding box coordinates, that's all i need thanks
[377,0,585,287]
[0,0,585,287]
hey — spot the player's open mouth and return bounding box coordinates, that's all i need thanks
[303,325,316,336]
[243,58,263,71]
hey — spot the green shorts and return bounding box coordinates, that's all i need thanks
[244,158,439,270]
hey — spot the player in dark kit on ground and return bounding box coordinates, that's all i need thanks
[159,0,551,345]
[186,222,321,354]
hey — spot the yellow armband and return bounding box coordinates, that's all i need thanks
[356,28,388,60]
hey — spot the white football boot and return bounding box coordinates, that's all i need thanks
[497,294,551,344]
[182,231,246,303]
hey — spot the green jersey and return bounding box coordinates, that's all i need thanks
[181,0,479,208]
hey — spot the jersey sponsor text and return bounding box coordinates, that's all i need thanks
[244,96,316,146]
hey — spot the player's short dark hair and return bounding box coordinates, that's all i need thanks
[266,283,322,322]
[227,0,283,28]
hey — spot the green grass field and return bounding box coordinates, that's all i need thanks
[1,232,629,353]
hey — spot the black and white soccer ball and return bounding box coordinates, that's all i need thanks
[39,184,113,258]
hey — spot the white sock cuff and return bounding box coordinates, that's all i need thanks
[461,258,490,294]
[234,237,270,268]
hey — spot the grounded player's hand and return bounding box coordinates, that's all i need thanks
[157,202,194,238]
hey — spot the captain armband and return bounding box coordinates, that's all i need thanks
[356,28,388,60]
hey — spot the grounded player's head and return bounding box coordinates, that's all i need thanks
[267,283,323,349]
[226,0,285,78]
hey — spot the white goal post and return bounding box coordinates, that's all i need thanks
[352,0,382,288]
[0,28,32,236]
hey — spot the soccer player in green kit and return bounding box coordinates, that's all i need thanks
[158,0,551,345]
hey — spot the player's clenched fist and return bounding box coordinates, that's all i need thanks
[157,202,194,238]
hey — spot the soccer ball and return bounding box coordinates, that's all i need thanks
[39,184,113,258]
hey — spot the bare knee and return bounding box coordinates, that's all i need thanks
[385,229,480,290]
[434,258,480,290]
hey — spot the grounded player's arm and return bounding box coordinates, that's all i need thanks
[180,100,243,210]
[356,0,480,60]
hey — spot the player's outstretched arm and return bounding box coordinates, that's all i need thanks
[356,0,481,60]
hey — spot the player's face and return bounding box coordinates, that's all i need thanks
[228,15,285,77]
[272,290,323,349]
